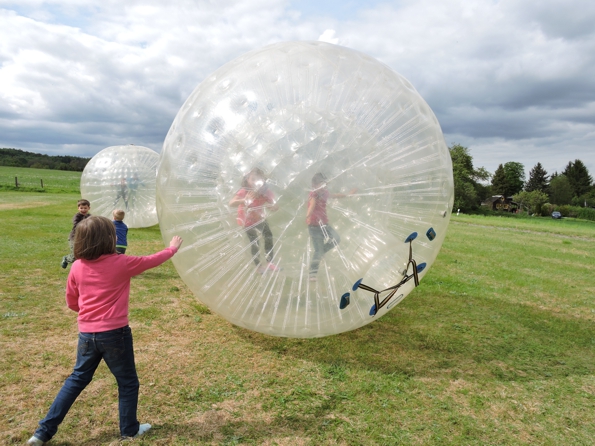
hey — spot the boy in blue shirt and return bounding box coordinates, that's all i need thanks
[112,209,128,254]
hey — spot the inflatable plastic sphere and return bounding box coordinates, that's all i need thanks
[81,145,159,228]
[157,41,454,337]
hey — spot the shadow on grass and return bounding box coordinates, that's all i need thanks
[142,417,354,445]
[41,431,121,446]
[31,419,342,446]
[233,291,595,382]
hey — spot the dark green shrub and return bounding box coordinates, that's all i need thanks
[576,207,595,221]
[541,203,553,216]
[555,205,595,221]
[558,205,572,217]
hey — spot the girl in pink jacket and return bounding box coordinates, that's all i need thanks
[28,216,183,445]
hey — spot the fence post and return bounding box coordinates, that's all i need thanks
[41,179,44,188]
[15,176,18,187]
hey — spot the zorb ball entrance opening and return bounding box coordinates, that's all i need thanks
[157,41,454,338]
[81,145,159,228]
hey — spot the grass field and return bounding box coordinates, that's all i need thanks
[1,189,594,445]
[0,166,81,193]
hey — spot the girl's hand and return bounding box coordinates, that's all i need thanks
[169,236,183,249]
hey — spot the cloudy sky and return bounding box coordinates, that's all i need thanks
[1,0,593,178]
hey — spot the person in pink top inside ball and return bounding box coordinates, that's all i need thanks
[28,216,183,445]
[306,172,356,281]
[229,167,280,273]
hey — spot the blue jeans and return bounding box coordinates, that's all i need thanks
[309,224,340,275]
[34,326,140,441]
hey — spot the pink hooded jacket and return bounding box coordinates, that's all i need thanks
[66,247,178,332]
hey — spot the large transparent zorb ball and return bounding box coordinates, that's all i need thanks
[81,145,159,228]
[157,41,454,337]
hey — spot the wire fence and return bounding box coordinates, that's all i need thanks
[0,167,81,192]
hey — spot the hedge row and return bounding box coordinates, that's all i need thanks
[541,204,595,221]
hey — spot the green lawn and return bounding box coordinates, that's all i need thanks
[1,191,594,445]
[0,166,81,193]
[455,212,595,238]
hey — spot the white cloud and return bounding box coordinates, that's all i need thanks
[318,29,339,44]
[0,0,593,175]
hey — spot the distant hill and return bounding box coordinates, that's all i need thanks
[0,148,90,172]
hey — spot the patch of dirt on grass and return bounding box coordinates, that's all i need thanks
[261,437,312,446]
[0,201,52,211]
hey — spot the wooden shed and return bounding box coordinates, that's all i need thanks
[481,195,518,212]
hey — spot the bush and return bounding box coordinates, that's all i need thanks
[553,205,595,221]
[473,207,494,216]
[576,207,595,221]
[541,203,554,216]
[513,190,549,216]
[557,205,572,217]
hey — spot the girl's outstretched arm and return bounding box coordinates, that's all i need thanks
[125,236,183,276]
[170,235,183,249]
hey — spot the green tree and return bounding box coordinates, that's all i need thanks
[503,162,525,196]
[491,164,507,195]
[549,174,573,205]
[0,148,90,171]
[525,162,549,193]
[563,159,593,198]
[513,190,549,215]
[449,143,490,211]
[491,162,525,197]
[583,189,595,207]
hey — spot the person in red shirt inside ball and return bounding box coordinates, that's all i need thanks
[306,173,356,281]
[229,167,280,273]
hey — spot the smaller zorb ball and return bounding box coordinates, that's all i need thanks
[81,145,159,228]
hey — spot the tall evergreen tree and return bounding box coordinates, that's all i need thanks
[525,162,549,193]
[563,160,593,197]
[491,164,507,195]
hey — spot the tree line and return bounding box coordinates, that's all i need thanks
[0,148,90,172]
[450,144,595,216]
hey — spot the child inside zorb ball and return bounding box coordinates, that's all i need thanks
[229,167,281,274]
[306,172,357,282]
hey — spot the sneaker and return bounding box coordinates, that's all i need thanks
[122,423,152,440]
[61,256,68,269]
[27,436,44,446]
[309,275,317,282]
[256,264,267,274]
[135,423,152,437]
[266,262,281,272]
